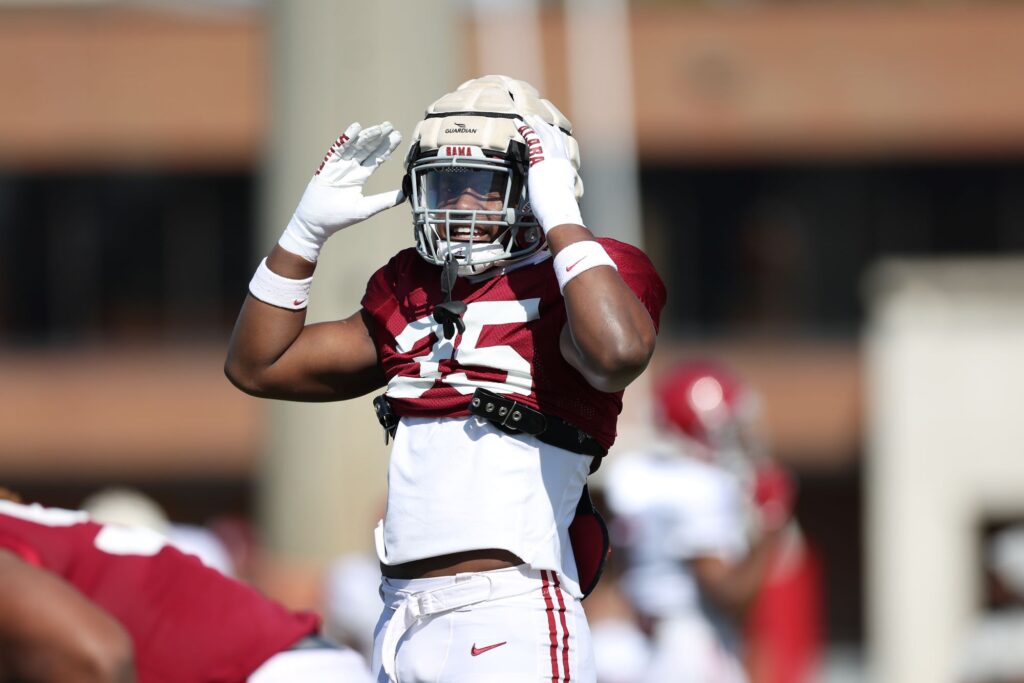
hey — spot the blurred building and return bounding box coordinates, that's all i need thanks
[2,1,1024,680]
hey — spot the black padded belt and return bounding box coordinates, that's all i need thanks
[372,388,607,472]
[468,388,606,471]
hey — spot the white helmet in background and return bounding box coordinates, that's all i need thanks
[405,75,583,275]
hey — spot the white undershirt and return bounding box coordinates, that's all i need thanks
[374,415,593,598]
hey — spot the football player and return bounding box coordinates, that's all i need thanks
[225,75,666,682]
[0,494,373,683]
[604,360,799,683]
[1,549,134,683]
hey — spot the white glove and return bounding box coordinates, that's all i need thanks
[514,114,584,233]
[279,121,403,262]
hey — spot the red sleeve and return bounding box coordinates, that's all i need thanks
[361,250,409,317]
[598,237,667,330]
[360,249,411,354]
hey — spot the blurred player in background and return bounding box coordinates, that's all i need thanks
[0,550,135,683]
[225,74,665,682]
[81,486,236,577]
[0,491,373,683]
[0,490,135,683]
[605,360,820,683]
[322,551,384,663]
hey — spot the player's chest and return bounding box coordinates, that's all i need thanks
[380,280,565,356]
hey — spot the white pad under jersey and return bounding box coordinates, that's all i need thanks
[376,416,593,598]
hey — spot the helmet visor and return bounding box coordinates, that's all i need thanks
[419,167,510,209]
[408,148,543,274]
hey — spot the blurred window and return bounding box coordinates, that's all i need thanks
[640,161,1024,338]
[0,173,254,346]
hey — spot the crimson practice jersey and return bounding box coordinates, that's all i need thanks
[0,500,319,683]
[362,238,666,449]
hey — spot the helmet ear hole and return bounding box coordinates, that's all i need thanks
[401,173,412,203]
[520,225,541,245]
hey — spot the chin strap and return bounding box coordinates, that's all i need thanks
[432,256,467,340]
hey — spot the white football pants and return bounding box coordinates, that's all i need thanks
[373,564,594,682]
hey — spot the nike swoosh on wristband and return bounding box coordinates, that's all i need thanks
[471,641,508,656]
[565,257,587,272]
[292,299,307,306]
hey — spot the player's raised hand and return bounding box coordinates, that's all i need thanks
[279,121,403,262]
[514,114,583,233]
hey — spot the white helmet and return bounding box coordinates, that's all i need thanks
[405,75,583,275]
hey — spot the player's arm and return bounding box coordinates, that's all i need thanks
[224,122,402,401]
[553,229,658,393]
[690,462,797,619]
[225,246,385,401]
[688,532,786,620]
[0,550,135,683]
[516,116,657,393]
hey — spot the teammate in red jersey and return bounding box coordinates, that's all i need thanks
[226,75,665,682]
[0,495,373,683]
[0,493,135,683]
[1,552,136,683]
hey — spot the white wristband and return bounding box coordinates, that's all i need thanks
[552,241,617,293]
[248,258,314,310]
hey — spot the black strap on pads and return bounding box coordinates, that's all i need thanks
[373,387,608,473]
[469,389,547,435]
[569,485,611,599]
[468,388,606,471]
[433,301,466,340]
[373,394,399,444]
[432,257,466,340]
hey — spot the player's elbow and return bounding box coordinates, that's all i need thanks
[93,629,136,683]
[70,617,136,683]
[224,357,272,398]
[583,336,656,393]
